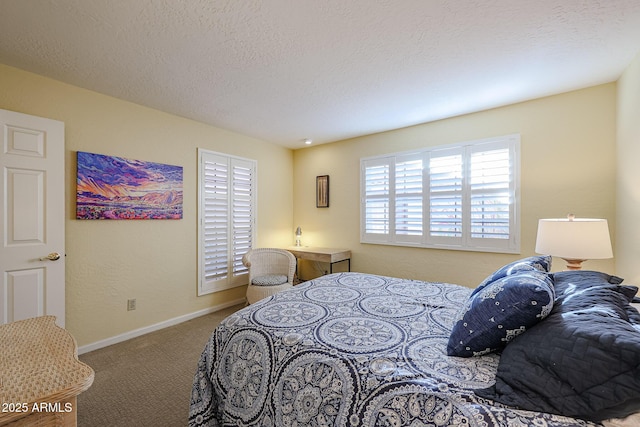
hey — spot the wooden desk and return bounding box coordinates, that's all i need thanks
[0,316,94,426]
[287,247,351,274]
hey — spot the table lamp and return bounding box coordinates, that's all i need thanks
[535,214,613,270]
[295,226,302,246]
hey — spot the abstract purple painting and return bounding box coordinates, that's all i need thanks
[76,151,183,220]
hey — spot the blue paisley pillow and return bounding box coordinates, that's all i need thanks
[447,270,555,357]
[472,255,552,297]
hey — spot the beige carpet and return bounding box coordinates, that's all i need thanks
[77,304,244,427]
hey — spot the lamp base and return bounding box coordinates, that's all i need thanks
[561,258,587,270]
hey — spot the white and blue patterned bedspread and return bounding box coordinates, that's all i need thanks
[189,272,599,427]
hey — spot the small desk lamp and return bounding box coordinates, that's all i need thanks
[535,214,613,270]
[295,226,302,246]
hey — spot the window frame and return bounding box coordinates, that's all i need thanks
[197,148,256,295]
[360,134,520,254]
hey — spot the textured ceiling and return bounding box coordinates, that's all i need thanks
[1,1,640,149]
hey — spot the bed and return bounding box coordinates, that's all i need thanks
[189,257,640,427]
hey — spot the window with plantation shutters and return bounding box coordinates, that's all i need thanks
[361,134,520,253]
[198,149,256,295]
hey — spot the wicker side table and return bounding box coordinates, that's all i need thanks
[0,316,94,426]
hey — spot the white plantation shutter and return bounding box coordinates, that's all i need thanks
[198,149,255,295]
[427,138,519,252]
[428,148,463,246]
[231,161,253,276]
[395,154,423,241]
[202,156,229,282]
[361,135,520,253]
[362,158,391,241]
[469,142,512,246]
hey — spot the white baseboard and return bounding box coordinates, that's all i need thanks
[78,298,246,355]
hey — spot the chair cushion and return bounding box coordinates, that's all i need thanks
[252,274,288,286]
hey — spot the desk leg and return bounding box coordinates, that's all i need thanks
[329,259,351,274]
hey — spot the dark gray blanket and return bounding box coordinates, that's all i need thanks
[476,271,640,422]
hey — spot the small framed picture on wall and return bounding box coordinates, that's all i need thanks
[316,175,329,208]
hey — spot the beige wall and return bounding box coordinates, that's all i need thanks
[293,84,617,287]
[0,61,625,347]
[616,52,640,284]
[0,64,294,347]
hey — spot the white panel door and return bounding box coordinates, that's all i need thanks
[0,109,65,326]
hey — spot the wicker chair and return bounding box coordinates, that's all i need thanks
[243,248,296,304]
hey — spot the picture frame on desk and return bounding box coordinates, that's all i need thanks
[316,175,329,208]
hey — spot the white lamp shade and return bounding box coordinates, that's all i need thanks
[535,218,613,260]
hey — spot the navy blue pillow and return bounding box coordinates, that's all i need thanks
[472,255,552,297]
[476,271,640,422]
[447,270,555,357]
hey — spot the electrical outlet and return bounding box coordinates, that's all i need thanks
[127,299,136,311]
